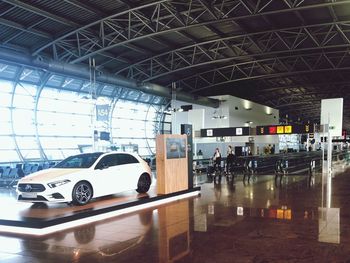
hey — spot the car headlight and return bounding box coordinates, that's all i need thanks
[48,179,71,188]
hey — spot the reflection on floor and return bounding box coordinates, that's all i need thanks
[1,168,350,262]
[0,187,155,222]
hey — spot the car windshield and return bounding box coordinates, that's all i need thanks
[55,153,104,169]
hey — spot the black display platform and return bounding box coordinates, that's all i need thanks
[0,187,201,235]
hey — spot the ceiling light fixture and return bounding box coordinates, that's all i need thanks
[212,109,227,119]
[164,82,183,113]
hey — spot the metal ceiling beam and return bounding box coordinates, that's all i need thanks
[116,20,350,80]
[0,48,219,108]
[2,0,78,27]
[0,17,52,40]
[1,0,154,64]
[174,50,350,92]
[29,0,349,61]
[139,41,350,81]
[254,79,350,92]
[1,18,51,45]
[31,0,166,56]
[267,93,348,107]
[116,29,350,81]
[63,0,106,17]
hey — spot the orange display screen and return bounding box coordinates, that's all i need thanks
[277,126,284,134]
[284,125,292,133]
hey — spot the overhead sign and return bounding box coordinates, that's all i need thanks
[321,98,343,137]
[277,126,284,134]
[200,127,250,137]
[96,104,110,121]
[256,124,313,135]
[284,125,292,133]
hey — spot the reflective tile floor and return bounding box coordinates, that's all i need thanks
[1,166,350,262]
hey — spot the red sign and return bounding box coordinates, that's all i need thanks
[269,126,277,134]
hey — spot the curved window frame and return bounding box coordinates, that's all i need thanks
[0,62,168,164]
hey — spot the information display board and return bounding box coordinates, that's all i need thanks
[256,124,314,135]
[321,98,343,137]
[200,127,250,137]
[156,134,188,194]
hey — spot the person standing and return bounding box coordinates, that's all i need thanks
[226,145,234,174]
[213,148,222,172]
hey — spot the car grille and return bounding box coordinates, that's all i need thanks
[18,183,46,192]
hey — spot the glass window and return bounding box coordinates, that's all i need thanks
[16,137,38,149]
[0,92,12,107]
[16,83,37,96]
[118,154,139,165]
[20,68,42,84]
[0,80,14,93]
[0,137,16,149]
[61,149,81,158]
[39,97,92,114]
[12,109,36,135]
[0,107,11,122]
[146,139,155,148]
[55,152,103,168]
[46,75,64,88]
[0,74,164,163]
[21,149,41,159]
[0,150,20,162]
[44,150,65,160]
[0,122,12,135]
[139,147,153,156]
[13,94,35,109]
[95,154,120,169]
[40,137,91,149]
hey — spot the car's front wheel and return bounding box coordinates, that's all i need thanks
[136,173,151,193]
[72,181,93,205]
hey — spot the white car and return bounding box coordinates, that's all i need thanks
[16,152,152,205]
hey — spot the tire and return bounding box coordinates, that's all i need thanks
[74,225,96,244]
[72,181,93,205]
[136,173,151,193]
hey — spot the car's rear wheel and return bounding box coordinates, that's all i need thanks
[136,173,151,193]
[72,181,93,205]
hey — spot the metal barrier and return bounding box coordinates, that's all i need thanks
[274,159,288,183]
[243,158,258,182]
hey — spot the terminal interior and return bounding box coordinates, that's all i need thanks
[0,1,350,262]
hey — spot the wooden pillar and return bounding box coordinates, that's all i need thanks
[156,134,188,194]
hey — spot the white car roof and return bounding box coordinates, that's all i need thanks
[99,151,142,160]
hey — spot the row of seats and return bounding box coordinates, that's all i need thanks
[0,162,57,187]
[205,150,349,178]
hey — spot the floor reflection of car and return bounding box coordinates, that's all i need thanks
[20,212,153,261]
[98,211,153,257]
[16,152,152,205]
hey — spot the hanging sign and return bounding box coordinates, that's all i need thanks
[96,104,110,121]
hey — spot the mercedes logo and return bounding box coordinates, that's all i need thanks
[25,184,32,192]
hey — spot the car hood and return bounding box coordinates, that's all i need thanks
[19,168,85,183]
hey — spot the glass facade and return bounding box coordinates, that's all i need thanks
[0,62,168,163]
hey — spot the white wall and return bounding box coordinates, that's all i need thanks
[213,95,279,127]
[173,95,279,130]
[172,95,280,155]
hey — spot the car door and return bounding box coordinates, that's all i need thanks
[116,153,142,190]
[93,154,123,197]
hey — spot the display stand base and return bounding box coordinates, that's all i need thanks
[0,187,200,236]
